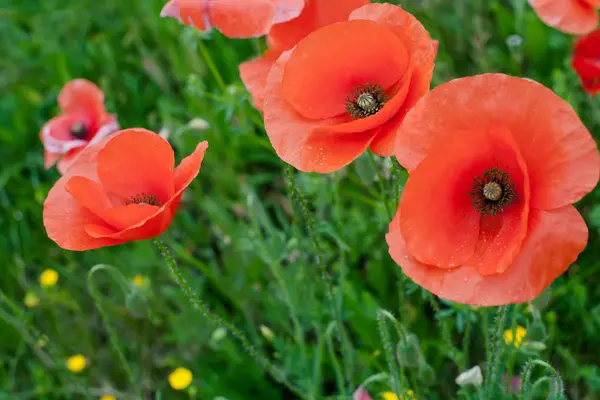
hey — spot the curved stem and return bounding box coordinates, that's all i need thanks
[87,264,142,398]
[153,238,310,400]
[519,359,565,400]
[376,310,404,398]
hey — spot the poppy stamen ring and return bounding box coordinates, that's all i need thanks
[345,83,387,119]
[126,193,161,207]
[70,122,88,140]
[469,168,516,216]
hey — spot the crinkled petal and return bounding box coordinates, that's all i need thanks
[528,0,598,35]
[396,74,599,210]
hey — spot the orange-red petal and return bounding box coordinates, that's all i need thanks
[165,0,304,38]
[44,140,122,250]
[267,0,369,51]
[350,3,437,156]
[528,0,598,35]
[97,129,175,204]
[58,79,106,117]
[264,51,379,172]
[239,51,280,111]
[399,129,494,268]
[387,206,588,305]
[396,74,599,210]
[465,127,530,276]
[282,20,409,120]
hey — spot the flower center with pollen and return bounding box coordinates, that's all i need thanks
[469,168,516,216]
[125,193,161,207]
[70,122,88,140]
[345,83,386,119]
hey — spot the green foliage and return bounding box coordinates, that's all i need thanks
[1,0,599,399]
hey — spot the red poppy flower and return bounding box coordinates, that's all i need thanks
[572,28,600,94]
[262,3,437,173]
[41,79,119,174]
[43,128,208,251]
[239,0,369,110]
[387,74,599,306]
[160,0,305,38]
[528,0,599,35]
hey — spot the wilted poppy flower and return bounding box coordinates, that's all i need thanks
[387,74,599,306]
[239,0,369,110]
[572,28,600,94]
[352,386,372,400]
[528,0,599,35]
[41,79,119,174]
[43,128,208,251]
[160,0,304,38]
[263,3,437,173]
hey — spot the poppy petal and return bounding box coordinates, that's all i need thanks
[466,126,530,276]
[97,129,175,204]
[65,176,114,214]
[387,206,588,305]
[395,74,599,210]
[399,128,498,268]
[350,3,437,156]
[282,19,410,120]
[40,115,89,154]
[267,0,369,52]
[44,140,122,250]
[239,51,279,111]
[528,0,598,35]
[264,51,379,172]
[58,79,106,118]
[44,151,61,169]
[174,141,209,192]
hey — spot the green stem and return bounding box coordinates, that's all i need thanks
[152,238,310,400]
[197,40,227,91]
[284,165,353,394]
[484,305,509,399]
[519,359,565,400]
[325,322,346,394]
[367,151,392,220]
[87,265,142,398]
[429,294,461,366]
[376,310,404,398]
[462,315,472,371]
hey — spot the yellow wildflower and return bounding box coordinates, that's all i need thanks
[382,389,416,400]
[66,354,87,373]
[133,275,148,287]
[504,326,528,348]
[40,269,58,287]
[24,292,40,308]
[100,396,116,400]
[169,367,193,390]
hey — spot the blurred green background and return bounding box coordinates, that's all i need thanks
[1,0,599,399]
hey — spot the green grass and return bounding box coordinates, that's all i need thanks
[1,0,600,399]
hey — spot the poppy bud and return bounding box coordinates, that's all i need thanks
[528,313,547,342]
[418,362,436,386]
[396,334,422,368]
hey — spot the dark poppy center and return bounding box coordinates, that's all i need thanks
[469,168,515,216]
[125,193,161,207]
[70,122,88,140]
[345,83,386,119]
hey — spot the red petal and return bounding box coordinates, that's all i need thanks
[267,0,369,51]
[528,0,598,35]
[239,51,279,111]
[396,74,599,210]
[97,129,175,204]
[466,127,530,276]
[282,19,409,120]
[387,206,588,305]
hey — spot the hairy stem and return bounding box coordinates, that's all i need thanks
[519,359,565,400]
[484,305,509,399]
[284,165,354,394]
[153,238,310,399]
